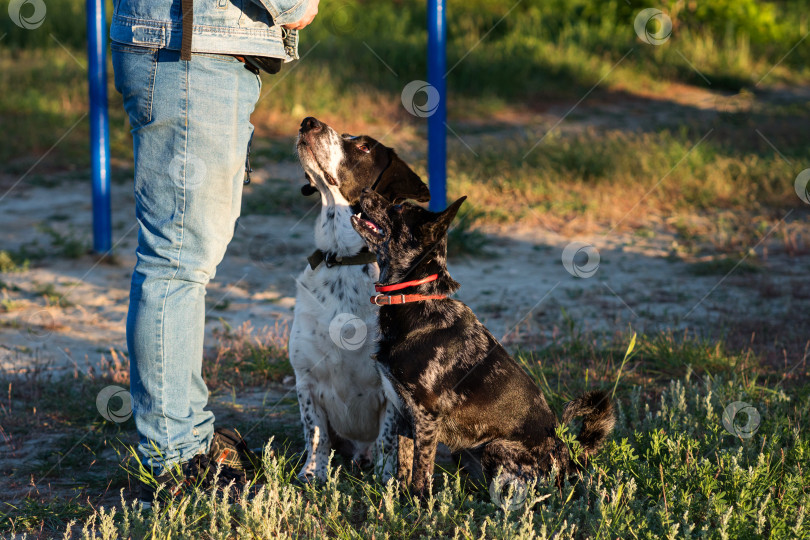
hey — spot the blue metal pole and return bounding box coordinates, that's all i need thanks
[427,0,447,212]
[87,0,112,253]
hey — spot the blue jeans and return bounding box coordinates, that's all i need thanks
[112,44,261,475]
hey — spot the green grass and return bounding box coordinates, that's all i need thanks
[1,330,806,538]
[1,0,808,246]
[38,225,90,259]
[33,282,73,308]
[447,206,493,259]
[0,227,92,274]
[446,127,808,231]
[3,0,808,93]
[688,256,762,276]
[203,321,294,388]
[515,327,761,410]
[0,296,23,312]
[0,250,30,273]
[1,1,809,536]
[1,496,94,535]
[2,0,810,156]
[28,333,806,539]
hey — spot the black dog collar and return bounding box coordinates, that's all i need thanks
[308,248,377,270]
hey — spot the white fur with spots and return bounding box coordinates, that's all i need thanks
[290,125,399,482]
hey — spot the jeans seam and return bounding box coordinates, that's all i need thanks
[156,48,190,459]
[145,49,158,128]
[277,0,306,21]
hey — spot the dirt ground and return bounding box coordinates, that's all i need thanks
[2,84,808,374]
[1,84,808,524]
[3,171,806,375]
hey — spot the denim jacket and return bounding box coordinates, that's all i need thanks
[110,0,311,61]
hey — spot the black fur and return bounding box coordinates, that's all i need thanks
[298,117,429,206]
[351,190,615,497]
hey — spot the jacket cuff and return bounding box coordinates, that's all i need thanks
[252,0,311,27]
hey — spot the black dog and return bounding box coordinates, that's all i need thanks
[350,190,615,497]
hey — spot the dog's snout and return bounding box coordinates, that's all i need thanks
[300,116,322,133]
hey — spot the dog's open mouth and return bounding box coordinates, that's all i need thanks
[351,213,383,237]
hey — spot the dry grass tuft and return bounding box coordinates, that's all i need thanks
[204,321,293,389]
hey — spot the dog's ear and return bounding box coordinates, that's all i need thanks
[373,150,430,204]
[422,196,467,244]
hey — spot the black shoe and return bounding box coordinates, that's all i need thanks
[136,428,262,508]
[186,452,251,502]
[208,427,264,480]
[137,464,190,509]
[137,455,249,508]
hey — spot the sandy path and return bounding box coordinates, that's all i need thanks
[2,85,809,374]
[1,171,804,376]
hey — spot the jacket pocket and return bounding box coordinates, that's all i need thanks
[111,42,159,131]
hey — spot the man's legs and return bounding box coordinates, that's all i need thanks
[113,45,260,475]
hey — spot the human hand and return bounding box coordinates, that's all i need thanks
[283,0,320,30]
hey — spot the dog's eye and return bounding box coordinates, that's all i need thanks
[357,144,370,153]
[392,204,403,212]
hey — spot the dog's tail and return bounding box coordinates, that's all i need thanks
[562,390,615,459]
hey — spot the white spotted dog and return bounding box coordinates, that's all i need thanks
[290,117,430,482]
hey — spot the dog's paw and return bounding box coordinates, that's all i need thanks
[294,466,329,487]
[294,471,320,487]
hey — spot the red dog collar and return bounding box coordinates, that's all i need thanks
[375,274,439,293]
[372,274,445,305]
[371,293,447,306]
